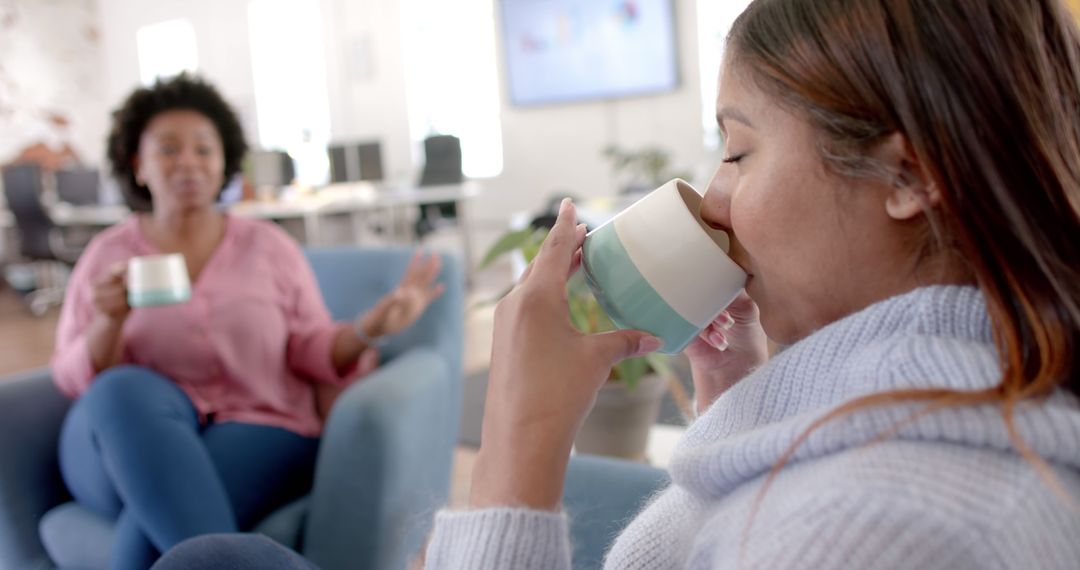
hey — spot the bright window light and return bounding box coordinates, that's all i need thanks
[697,0,753,150]
[402,0,503,178]
[248,0,333,186]
[136,19,198,86]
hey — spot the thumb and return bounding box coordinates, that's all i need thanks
[591,330,663,364]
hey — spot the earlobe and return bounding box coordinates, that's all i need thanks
[132,157,143,187]
[885,180,941,220]
[885,187,925,220]
[875,132,940,220]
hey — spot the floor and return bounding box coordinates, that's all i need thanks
[0,286,59,376]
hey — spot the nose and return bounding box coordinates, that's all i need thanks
[700,166,733,232]
[175,146,201,170]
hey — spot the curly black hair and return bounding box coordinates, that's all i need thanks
[106,73,248,212]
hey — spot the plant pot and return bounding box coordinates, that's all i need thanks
[574,373,667,462]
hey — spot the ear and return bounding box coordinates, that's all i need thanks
[873,132,941,221]
[131,155,143,186]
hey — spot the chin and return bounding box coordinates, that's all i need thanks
[754,296,801,346]
[176,200,216,213]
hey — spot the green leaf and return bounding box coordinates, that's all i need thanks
[644,353,673,379]
[613,356,649,391]
[568,295,591,332]
[478,227,544,270]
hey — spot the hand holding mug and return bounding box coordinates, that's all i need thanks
[91,262,131,323]
[470,199,662,510]
[683,291,769,409]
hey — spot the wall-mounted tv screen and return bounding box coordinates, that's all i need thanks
[500,0,679,106]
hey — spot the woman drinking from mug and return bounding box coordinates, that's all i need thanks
[50,74,444,570]
[153,0,1080,568]
[427,0,1080,566]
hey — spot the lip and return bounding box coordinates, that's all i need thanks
[174,179,202,192]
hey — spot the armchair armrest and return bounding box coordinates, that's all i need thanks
[303,348,457,570]
[563,454,670,570]
[0,369,73,570]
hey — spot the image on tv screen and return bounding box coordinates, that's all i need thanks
[500,0,679,106]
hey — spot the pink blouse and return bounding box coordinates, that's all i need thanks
[51,215,359,437]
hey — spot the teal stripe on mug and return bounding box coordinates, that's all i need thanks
[582,229,700,354]
[128,288,191,308]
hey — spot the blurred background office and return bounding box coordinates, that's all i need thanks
[0,0,763,506]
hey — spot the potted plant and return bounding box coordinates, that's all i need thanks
[602,144,692,195]
[479,225,682,461]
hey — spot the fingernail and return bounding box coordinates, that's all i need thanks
[709,331,729,351]
[637,336,663,354]
[559,197,571,214]
[721,312,736,330]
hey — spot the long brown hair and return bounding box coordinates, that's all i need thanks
[726,0,1080,549]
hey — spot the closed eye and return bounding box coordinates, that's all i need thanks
[722,154,745,164]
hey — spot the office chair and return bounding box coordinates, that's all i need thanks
[415,135,464,239]
[55,168,101,205]
[1,164,82,315]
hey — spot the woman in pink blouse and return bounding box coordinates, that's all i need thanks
[50,74,444,570]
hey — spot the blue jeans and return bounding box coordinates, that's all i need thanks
[60,366,320,570]
[151,534,320,570]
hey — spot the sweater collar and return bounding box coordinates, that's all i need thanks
[670,286,1080,499]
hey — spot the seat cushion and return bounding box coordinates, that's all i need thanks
[40,497,309,570]
[40,502,114,570]
[251,496,308,549]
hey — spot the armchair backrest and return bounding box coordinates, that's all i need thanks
[304,246,464,385]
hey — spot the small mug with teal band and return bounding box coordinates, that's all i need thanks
[581,179,746,354]
[127,253,192,308]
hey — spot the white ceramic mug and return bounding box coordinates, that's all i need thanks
[127,254,191,308]
[581,179,747,354]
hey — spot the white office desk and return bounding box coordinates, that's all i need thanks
[230,181,481,279]
[0,203,131,229]
[2,181,481,276]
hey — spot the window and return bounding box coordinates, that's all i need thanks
[136,19,198,86]
[402,0,503,178]
[696,0,753,149]
[248,0,333,186]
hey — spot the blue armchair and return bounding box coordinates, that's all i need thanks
[0,246,464,570]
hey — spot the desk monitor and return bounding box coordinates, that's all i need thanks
[56,168,101,205]
[328,142,384,183]
[251,150,295,187]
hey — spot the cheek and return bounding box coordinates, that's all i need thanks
[728,178,776,260]
[206,155,226,183]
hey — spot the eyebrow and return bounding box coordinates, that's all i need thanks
[716,107,754,132]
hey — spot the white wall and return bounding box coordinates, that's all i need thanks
[86,0,718,222]
[485,0,713,219]
[97,0,261,148]
[0,0,109,166]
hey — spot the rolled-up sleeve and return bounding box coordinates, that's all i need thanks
[282,242,359,384]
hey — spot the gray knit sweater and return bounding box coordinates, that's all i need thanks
[426,286,1080,569]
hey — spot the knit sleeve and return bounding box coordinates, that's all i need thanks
[423,508,572,570]
[702,490,996,570]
